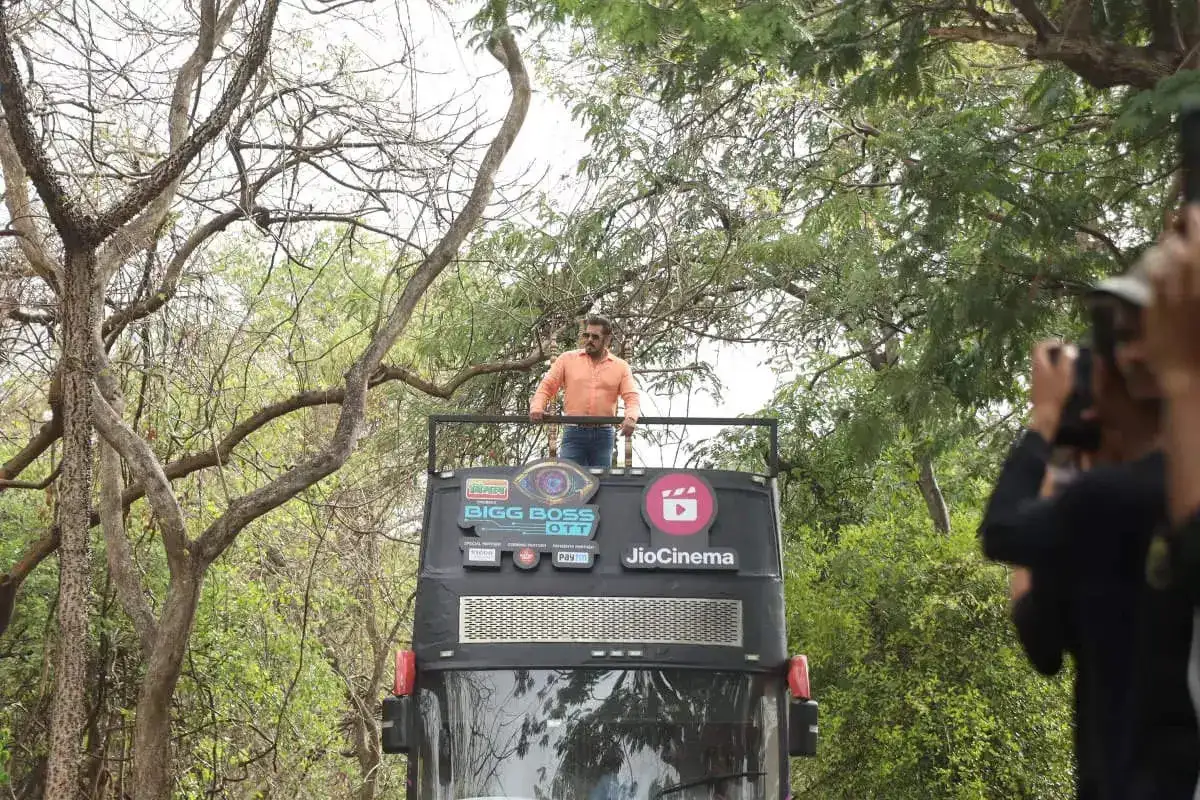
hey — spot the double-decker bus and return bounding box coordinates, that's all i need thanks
[382,415,817,800]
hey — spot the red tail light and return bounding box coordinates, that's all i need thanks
[788,655,811,700]
[394,650,416,696]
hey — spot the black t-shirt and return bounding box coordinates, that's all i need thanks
[980,432,1198,799]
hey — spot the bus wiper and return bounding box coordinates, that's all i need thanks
[651,770,766,799]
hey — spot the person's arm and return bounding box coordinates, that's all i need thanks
[619,363,640,423]
[1009,566,1033,602]
[1007,466,1060,603]
[530,355,567,417]
[1144,204,1200,602]
[1161,380,1200,605]
[978,430,1062,566]
[979,341,1076,567]
[1163,383,1200,526]
[1170,512,1200,607]
[1007,465,1067,675]
[1010,573,1067,675]
[982,488,1076,568]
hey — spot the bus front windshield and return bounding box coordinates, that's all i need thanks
[415,668,781,800]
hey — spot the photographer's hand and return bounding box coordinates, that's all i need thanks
[1147,203,1200,524]
[1029,341,1076,442]
[1148,204,1200,396]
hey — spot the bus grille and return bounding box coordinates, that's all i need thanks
[458,595,743,646]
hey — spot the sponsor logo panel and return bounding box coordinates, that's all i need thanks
[465,478,509,502]
[621,545,738,569]
[626,471,737,572]
[457,459,601,571]
[514,547,539,569]
[553,550,594,569]
[643,473,716,537]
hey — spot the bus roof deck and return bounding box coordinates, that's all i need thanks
[413,415,787,674]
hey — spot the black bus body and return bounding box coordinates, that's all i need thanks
[382,416,817,800]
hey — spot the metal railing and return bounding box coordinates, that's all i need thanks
[426,414,779,476]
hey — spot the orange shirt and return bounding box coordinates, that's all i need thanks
[530,349,641,420]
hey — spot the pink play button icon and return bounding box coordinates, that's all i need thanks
[643,473,715,536]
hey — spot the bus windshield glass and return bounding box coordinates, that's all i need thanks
[414,669,781,800]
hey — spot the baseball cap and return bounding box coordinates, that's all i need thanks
[1090,247,1157,307]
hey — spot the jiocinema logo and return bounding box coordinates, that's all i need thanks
[621,545,736,569]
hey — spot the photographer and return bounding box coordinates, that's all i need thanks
[979,262,1198,798]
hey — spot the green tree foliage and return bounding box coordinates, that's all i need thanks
[517,0,1200,100]
[785,502,1074,798]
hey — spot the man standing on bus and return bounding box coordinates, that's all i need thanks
[530,314,641,468]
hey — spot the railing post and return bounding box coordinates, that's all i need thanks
[623,430,633,469]
[427,417,438,473]
[546,338,561,460]
[768,419,779,477]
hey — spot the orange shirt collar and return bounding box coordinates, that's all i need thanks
[576,348,613,363]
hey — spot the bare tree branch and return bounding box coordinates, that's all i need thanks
[0,462,59,490]
[1010,0,1059,38]
[1146,0,1183,51]
[0,7,86,244]
[91,0,282,246]
[0,342,550,637]
[0,412,61,486]
[1072,222,1125,262]
[0,526,58,637]
[4,305,54,324]
[92,383,190,578]
[191,20,532,566]
[95,0,246,285]
[928,26,1176,89]
[0,123,62,287]
[96,393,158,656]
[102,208,248,340]
[371,344,551,399]
[916,453,951,534]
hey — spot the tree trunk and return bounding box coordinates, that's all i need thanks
[130,566,203,800]
[43,249,99,799]
[352,702,381,800]
[915,454,951,534]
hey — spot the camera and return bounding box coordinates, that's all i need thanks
[1048,342,1100,451]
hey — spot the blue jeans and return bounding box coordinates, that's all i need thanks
[559,425,614,468]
